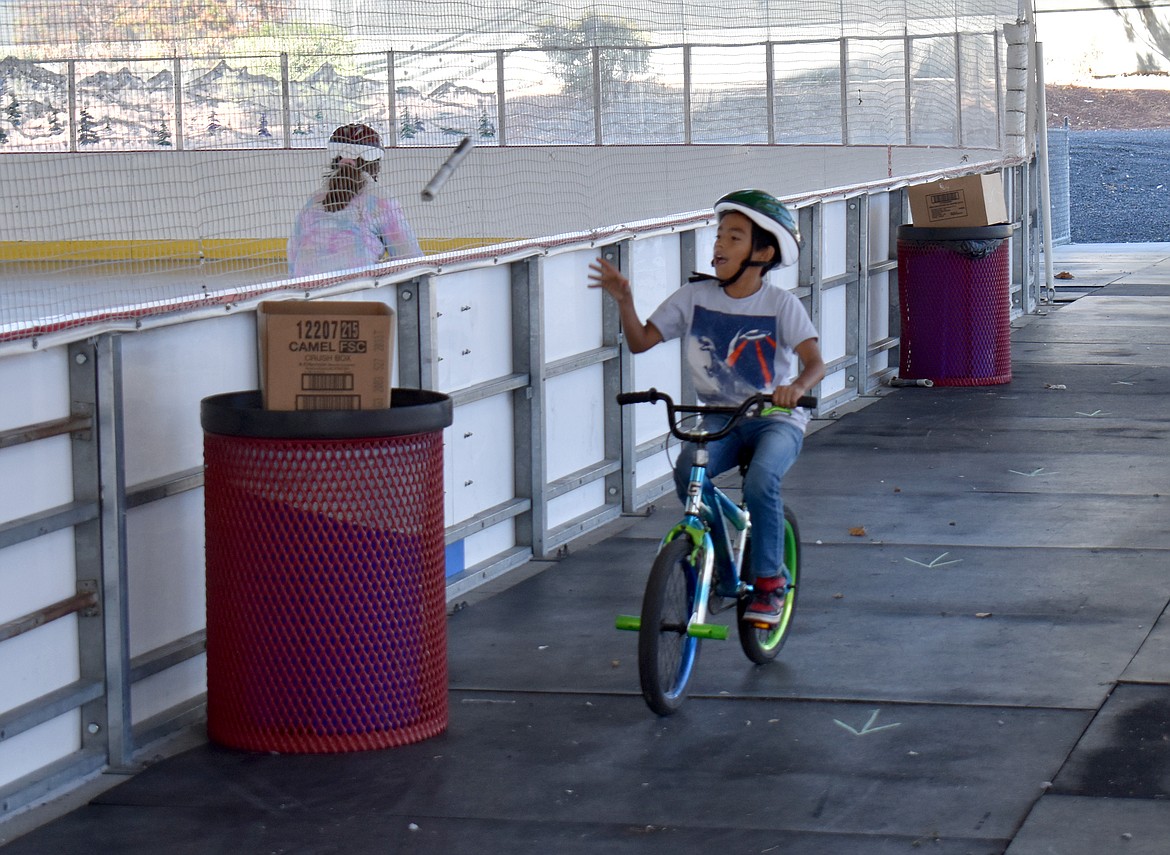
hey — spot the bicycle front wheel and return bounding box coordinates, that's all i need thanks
[638,537,702,715]
[737,506,801,664]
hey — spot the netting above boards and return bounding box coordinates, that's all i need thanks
[0,6,1015,151]
[0,0,1022,341]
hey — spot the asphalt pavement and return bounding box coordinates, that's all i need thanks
[1069,129,1170,243]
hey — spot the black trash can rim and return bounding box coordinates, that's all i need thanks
[201,389,453,439]
[898,224,1014,241]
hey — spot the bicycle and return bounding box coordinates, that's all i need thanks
[614,388,816,716]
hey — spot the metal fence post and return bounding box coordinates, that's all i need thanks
[592,46,603,145]
[387,51,397,147]
[280,53,291,149]
[511,258,546,556]
[173,56,184,151]
[94,333,133,769]
[496,50,507,146]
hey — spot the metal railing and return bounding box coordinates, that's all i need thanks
[0,163,1041,823]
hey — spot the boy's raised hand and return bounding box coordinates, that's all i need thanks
[588,256,632,303]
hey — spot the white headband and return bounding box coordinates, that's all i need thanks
[327,141,383,162]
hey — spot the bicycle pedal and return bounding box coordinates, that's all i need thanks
[615,615,641,631]
[687,623,730,640]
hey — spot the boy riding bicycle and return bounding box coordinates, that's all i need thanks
[589,189,825,625]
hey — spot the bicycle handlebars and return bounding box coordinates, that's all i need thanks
[617,388,817,444]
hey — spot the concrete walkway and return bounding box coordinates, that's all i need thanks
[3,243,1170,854]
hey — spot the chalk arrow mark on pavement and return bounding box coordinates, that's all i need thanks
[834,709,902,736]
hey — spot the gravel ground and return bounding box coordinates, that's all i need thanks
[1067,129,1170,243]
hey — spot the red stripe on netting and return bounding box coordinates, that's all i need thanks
[203,430,447,753]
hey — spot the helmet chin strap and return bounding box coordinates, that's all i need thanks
[688,259,769,289]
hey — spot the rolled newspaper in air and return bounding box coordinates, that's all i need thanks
[421,136,473,201]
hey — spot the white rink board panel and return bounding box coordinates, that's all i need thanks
[820,200,850,281]
[131,656,206,726]
[630,336,682,445]
[629,233,684,324]
[0,712,81,791]
[694,223,716,276]
[544,365,604,484]
[126,491,207,659]
[0,347,69,432]
[121,313,257,487]
[0,435,73,525]
[0,615,80,715]
[547,479,607,531]
[636,448,676,493]
[446,393,515,525]
[821,283,850,396]
[463,519,516,570]
[822,367,849,397]
[868,192,893,262]
[770,262,801,292]
[542,252,604,365]
[435,267,512,393]
[0,531,75,626]
[821,284,849,369]
[869,269,892,371]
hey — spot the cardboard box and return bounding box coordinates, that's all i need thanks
[908,173,1008,227]
[258,301,394,411]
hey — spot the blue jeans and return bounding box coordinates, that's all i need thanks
[673,416,804,581]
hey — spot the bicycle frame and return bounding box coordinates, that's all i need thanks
[615,387,815,642]
[655,443,751,642]
[615,387,816,713]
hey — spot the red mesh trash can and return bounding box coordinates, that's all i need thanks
[201,389,453,753]
[897,224,1013,386]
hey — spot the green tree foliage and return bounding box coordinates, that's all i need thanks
[78,109,100,145]
[234,26,362,79]
[532,13,651,95]
[16,0,287,53]
[478,110,496,139]
[400,108,417,140]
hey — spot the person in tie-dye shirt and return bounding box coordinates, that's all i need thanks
[288,123,422,278]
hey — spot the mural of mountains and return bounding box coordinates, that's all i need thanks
[0,55,499,150]
[0,51,833,149]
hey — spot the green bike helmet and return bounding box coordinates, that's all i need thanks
[714,189,801,270]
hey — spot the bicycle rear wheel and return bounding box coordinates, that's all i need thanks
[638,537,702,715]
[737,506,801,664]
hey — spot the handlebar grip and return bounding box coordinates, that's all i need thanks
[616,389,660,406]
[797,395,818,409]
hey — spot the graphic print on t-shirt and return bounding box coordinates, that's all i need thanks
[687,305,778,404]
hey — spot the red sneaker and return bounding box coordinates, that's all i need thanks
[744,576,787,625]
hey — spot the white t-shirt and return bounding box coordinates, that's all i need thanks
[648,279,819,430]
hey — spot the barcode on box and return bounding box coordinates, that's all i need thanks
[928,191,962,204]
[295,395,361,410]
[301,374,355,391]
